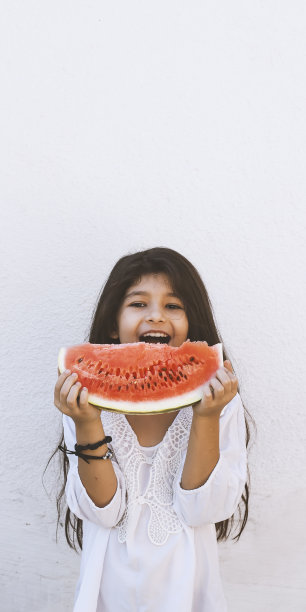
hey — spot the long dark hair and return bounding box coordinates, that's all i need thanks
[52,247,254,551]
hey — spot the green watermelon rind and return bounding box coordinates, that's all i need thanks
[58,343,223,415]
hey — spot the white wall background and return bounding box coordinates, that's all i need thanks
[1,1,306,610]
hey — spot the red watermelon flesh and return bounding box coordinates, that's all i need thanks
[58,340,223,415]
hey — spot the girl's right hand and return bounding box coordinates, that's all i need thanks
[54,370,101,425]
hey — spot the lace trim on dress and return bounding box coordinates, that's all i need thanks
[101,407,193,546]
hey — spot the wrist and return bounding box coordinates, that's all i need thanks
[75,419,105,445]
[191,411,220,444]
[192,410,221,424]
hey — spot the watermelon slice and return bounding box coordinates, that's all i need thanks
[58,341,223,415]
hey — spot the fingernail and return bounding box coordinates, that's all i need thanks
[65,369,71,374]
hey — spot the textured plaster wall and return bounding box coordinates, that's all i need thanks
[1,2,306,611]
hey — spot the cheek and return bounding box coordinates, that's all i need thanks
[184,318,189,337]
[178,316,189,338]
[119,309,140,328]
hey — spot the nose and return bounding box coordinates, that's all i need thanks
[145,304,165,322]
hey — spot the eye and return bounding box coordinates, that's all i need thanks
[129,302,146,308]
[166,303,183,310]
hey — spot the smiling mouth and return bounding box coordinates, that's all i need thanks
[139,333,171,344]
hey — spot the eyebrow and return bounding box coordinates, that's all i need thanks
[124,290,180,299]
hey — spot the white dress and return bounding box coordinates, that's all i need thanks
[63,393,247,612]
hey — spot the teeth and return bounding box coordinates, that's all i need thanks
[143,333,169,337]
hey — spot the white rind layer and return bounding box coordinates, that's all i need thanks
[88,384,208,414]
[58,347,67,374]
[57,343,223,415]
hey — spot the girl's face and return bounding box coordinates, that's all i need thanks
[111,273,189,347]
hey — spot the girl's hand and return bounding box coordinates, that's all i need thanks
[193,360,238,419]
[54,370,101,425]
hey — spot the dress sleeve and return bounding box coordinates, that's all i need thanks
[172,393,247,528]
[62,414,127,529]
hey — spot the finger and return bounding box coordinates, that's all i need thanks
[209,378,225,400]
[231,376,239,394]
[59,373,79,406]
[218,372,238,399]
[66,381,82,409]
[223,363,238,387]
[224,360,234,373]
[226,369,238,391]
[58,368,73,380]
[78,387,89,409]
[202,384,213,401]
[215,368,232,391]
[54,369,73,403]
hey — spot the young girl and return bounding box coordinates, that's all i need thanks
[54,247,250,612]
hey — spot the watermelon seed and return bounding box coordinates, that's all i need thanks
[98,369,103,374]
[141,384,144,389]
[153,381,157,387]
[169,374,174,381]
[158,372,163,378]
[118,386,121,391]
[164,376,168,382]
[183,374,188,379]
[189,356,195,362]
[147,383,151,388]
[176,376,181,381]
[77,358,83,363]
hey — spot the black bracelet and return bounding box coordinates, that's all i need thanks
[74,448,113,464]
[58,444,113,464]
[74,436,112,452]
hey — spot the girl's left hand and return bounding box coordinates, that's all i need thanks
[193,360,238,419]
